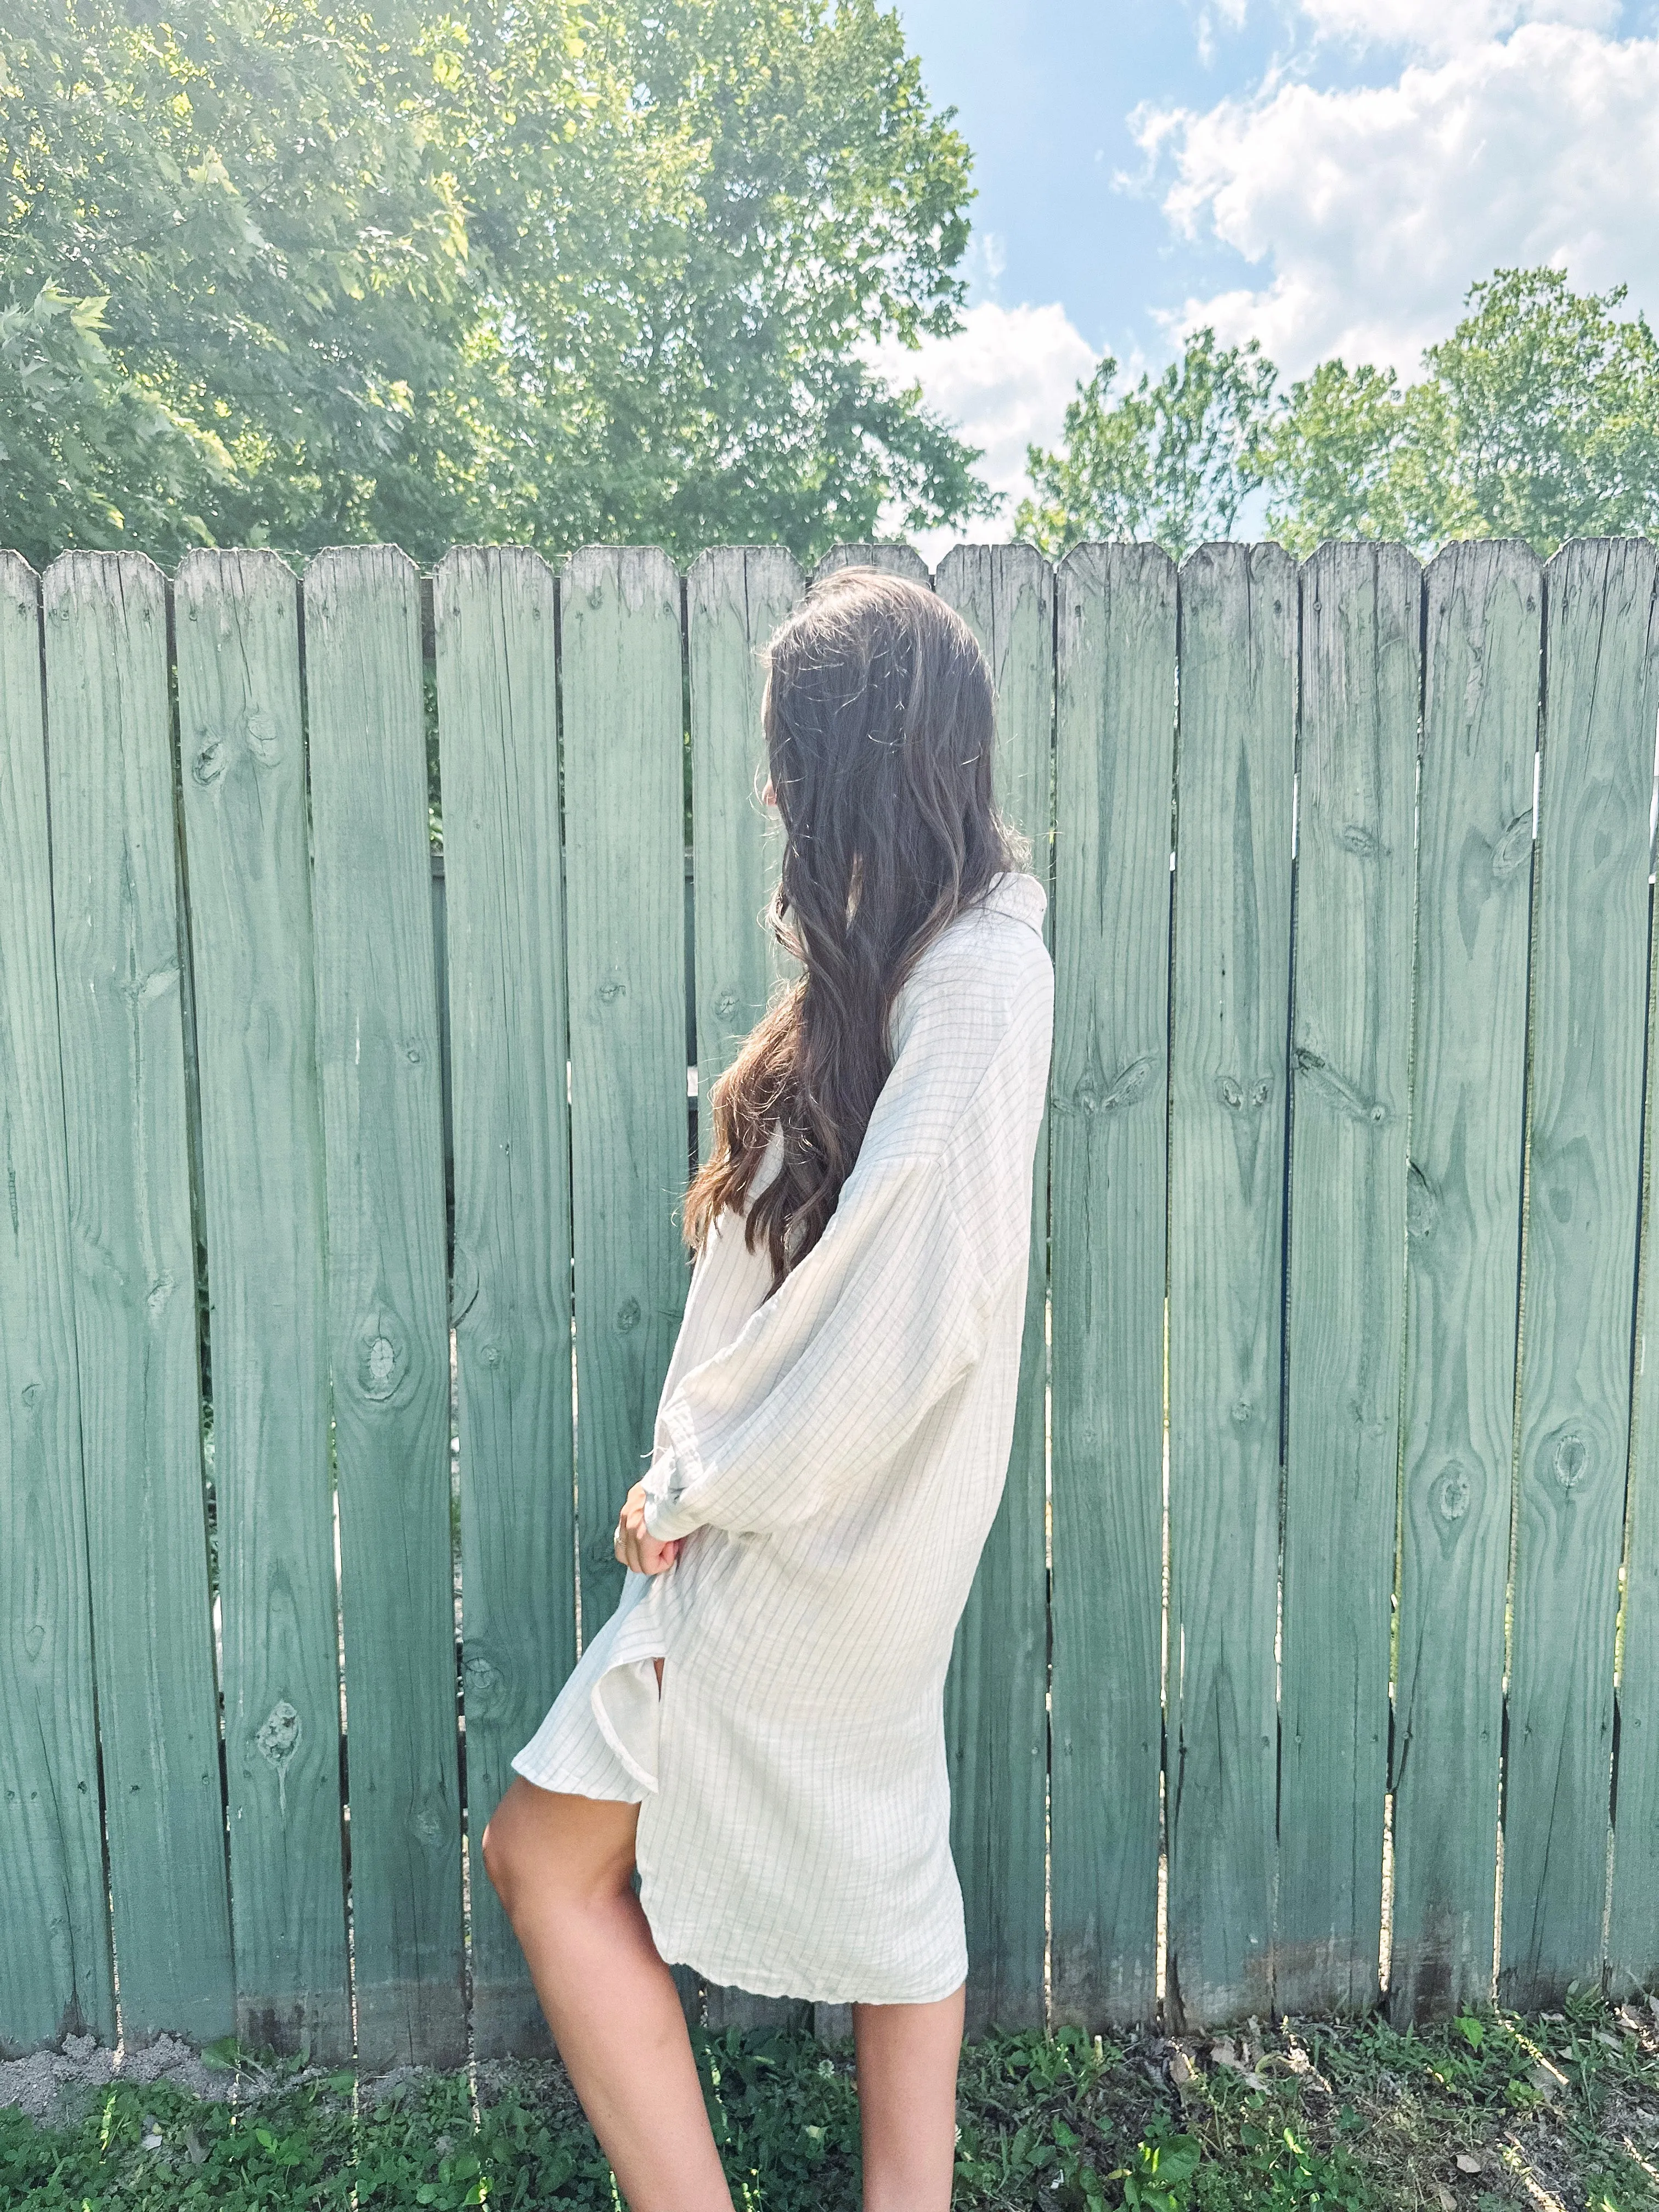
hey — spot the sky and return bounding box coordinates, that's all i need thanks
[875,0,1659,556]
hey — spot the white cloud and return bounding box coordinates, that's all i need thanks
[870,300,1099,565]
[1137,19,1659,377]
[1293,0,1617,52]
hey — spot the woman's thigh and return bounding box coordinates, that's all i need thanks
[483,1776,641,1914]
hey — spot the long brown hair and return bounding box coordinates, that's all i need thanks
[684,566,1028,1290]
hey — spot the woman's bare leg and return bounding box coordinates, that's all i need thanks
[481,1764,732,2212]
[851,1980,966,2212]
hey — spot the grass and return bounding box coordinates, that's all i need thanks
[4,1991,1659,2209]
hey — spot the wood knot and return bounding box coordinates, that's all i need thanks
[1406,1161,1437,1240]
[1433,1463,1472,1522]
[243,708,279,765]
[1295,1045,1385,1125]
[1217,1073,1272,1114]
[1551,1431,1590,1493]
[1492,812,1533,879]
[256,1701,300,1769]
[616,1298,641,1333]
[1074,1052,1159,1115]
[191,732,228,785]
[462,1651,508,1720]
[359,1333,400,1400]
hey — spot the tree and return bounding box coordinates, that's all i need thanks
[1014,328,1277,561]
[0,0,989,569]
[1019,268,1659,565]
[437,0,990,556]
[1260,268,1659,558]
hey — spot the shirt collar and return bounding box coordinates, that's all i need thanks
[977,868,1048,935]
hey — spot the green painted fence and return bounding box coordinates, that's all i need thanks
[4,537,1659,2066]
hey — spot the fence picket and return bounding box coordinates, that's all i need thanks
[685,544,804,2035]
[811,543,932,586]
[1047,543,1175,2029]
[687,548,803,1165]
[432,548,577,2057]
[1502,540,1659,2007]
[172,551,348,2058]
[1390,543,1541,2018]
[304,546,464,2067]
[1166,543,1297,2029]
[1278,544,1420,2013]
[936,543,1055,2032]
[40,552,234,2042]
[1611,557,1659,1988]
[0,554,113,2050]
[560,548,691,1638]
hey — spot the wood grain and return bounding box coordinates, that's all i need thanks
[687,547,803,1164]
[173,550,349,2058]
[1047,543,1175,2029]
[685,545,803,2033]
[1166,542,1297,2030]
[1612,617,1659,2000]
[304,546,464,2067]
[1501,539,1659,2008]
[41,551,234,2042]
[0,554,113,2052]
[936,543,1055,2032]
[560,548,691,1637]
[1278,544,1420,2013]
[433,548,575,2057]
[1391,542,1539,2019]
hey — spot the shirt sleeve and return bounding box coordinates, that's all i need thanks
[641,1147,992,1541]
[641,910,1053,1542]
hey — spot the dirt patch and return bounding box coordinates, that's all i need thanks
[0,2033,235,2126]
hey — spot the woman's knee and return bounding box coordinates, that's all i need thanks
[480,1778,637,1923]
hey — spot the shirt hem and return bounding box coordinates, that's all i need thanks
[646,1929,971,2009]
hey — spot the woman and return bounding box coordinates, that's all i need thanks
[481,567,1054,2211]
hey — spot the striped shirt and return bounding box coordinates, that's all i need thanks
[512,867,1054,2004]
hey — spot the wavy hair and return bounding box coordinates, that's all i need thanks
[683,566,1028,1290]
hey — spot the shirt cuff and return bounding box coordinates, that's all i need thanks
[641,1439,702,1542]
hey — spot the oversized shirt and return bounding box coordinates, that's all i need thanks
[511,867,1054,2005]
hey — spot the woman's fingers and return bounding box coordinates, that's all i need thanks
[614,1483,680,1576]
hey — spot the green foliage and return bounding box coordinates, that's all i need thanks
[7,2000,1659,2210]
[0,2067,619,2209]
[1022,266,1659,563]
[1117,2121,1201,2209]
[1015,330,1276,561]
[1194,2121,1367,2210]
[1262,268,1659,558]
[0,0,988,569]
[697,2026,861,2198]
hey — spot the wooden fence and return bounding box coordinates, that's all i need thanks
[4,535,1659,2070]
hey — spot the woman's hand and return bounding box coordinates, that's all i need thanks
[614,1481,682,1576]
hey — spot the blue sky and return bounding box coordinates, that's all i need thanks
[877,0,1659,548]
